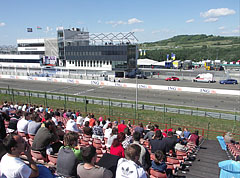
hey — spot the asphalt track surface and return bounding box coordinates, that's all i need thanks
[0,78,240,112]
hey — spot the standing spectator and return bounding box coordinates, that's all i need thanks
[127,120,132,128]
[176,127,183,137]
[66,115,79,133]
[110,132,125,158]
[118,120,127,133]
[57,132,83,177]
[116,144,147,178]
[0,134,39,178]
[77,146,113,178]
[103,118,111,130]
[27,113,42,135]
[17,112,30,134]
[92,120,104,140]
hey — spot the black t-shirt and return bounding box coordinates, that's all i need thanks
[150,139,167,155]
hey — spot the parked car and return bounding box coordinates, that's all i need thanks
[219,79,238,84]
[165,76,180,81]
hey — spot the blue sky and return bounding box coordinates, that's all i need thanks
[0,0,239,45]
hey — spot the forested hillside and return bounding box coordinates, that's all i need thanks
[139,34,240,62]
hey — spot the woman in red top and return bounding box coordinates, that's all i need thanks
[110,132,125,158]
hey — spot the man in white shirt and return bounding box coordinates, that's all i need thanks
[116,144,147,178]
[66,115,79,133]
[76,113,84,127]
[17,112,30,134]
[0,133,39,178]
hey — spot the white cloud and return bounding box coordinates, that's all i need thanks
[128,18,143,24]
[97,20,102,24]
[204,18,218,22]
[105,18,143,27]
[186,19,194,23]
[131,28,144,32]
[0,22,6,27]
[152,29,175,34]
[200,8,236,18]
[218,26,225,30]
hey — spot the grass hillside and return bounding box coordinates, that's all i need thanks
[139,35,240,61]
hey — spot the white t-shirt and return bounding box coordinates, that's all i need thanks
[104,128,112,139]
[83,117,90,126]
[116,158,147,178]
[66,119,79,132]
[76,116,84,126]
[17,118,29,134]
[0,154,31,178]
[52,117,58,126]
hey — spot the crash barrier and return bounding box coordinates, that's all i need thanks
[0,74,239,96]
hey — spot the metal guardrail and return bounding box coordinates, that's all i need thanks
[1,89,239,121]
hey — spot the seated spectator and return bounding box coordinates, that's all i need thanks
[176,127,183,137]
[104,123,113,139]
[224,132,238,144]
[17,112,30,134]
[189,130,199,146]
[154,124,160,132]
[127,120,132,128]
[144,125,155,140]
[110,132,125,158]
[146,122,152,131]
[151,150,173,177]
[0,134,39,178]
[57,132,83,177]
[89,114,96,128]
[118,120,127,133]
[132,131,151,171]
[134,122,144,138]
[183,128,191,139]
[77,146,113,178]
[83,121,93,136]
[150,130,167,155]
[32,120,63,158]
[92,120,104,140]
[27,113,41,135]
[66,115,79,133]
[0,113,6,139]
[162,131,177,156]
[76,113,84,128]
[83,113,90,126]
[106,127,118,148]
[122,127,133,149]
[116,144,147,178]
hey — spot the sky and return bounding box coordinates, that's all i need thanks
[0,0,239,45]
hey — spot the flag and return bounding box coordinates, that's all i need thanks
[171,53,176,60]
[167,54,169,61]
[139,49,142,56]
[143,50,146,56]
[37,26,42,30]
[27,28,32,32]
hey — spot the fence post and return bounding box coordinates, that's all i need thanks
[108,99,111,118]
[84,96,87,113]
[207,122,210,140]
[64,94,66,110]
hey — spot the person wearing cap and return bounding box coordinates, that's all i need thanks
[118,120,127,133]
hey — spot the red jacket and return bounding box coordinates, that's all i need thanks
[118,124,127,133]
[110,144,125,158]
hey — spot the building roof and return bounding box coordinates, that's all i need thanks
[137,58,165,66]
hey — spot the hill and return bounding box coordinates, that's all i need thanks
[139,34,240,62]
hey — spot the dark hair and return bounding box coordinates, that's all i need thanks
[167,131,173,137]
[45,120,53,129]
[81,145,96,163]
[154,124,159,129]
[154,150,164,164]
[84,121,89,127]
[64,132,79,147]
[124,127,131,136]
[107,123,112,129]
[125,144,141,161]
[155,130,162,139]
[0,139,7,160]
[112,132,125,147]
[133,131,141,141]
[111,127,118,135]
[2,134,18,154]
[139,122,143,127]
[150,126,155,131]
